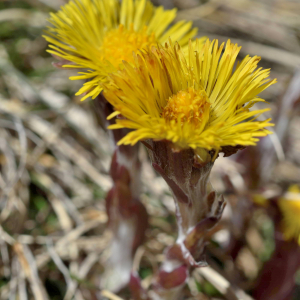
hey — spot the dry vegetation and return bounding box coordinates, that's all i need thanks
[0,0,300,299]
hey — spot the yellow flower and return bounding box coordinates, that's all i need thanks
[278,185,300,245]
[43,0,199,100]
[103,39,276,151]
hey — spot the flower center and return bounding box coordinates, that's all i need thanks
[100,24,157,69]
[162,88,210,126]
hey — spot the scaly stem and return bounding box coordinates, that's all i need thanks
[96,94,148,292]
[130,140,225,300]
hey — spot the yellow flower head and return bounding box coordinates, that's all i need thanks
[103,39,276,151]
[43,0,199,100]
[278,185,300,245]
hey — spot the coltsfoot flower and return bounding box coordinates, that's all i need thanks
[43,0,199,100]
[278,185,300,245]
[103,39,277,153]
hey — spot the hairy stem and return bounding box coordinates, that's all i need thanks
[140,140,226,300]
[96,94,148,292]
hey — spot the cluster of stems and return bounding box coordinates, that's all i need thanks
[96,95,226,299]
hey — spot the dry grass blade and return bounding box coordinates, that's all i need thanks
[13,243,50,300]
[0,116,27,202]
[64,252,100,300]
[259,70,300,180]
[101,290,125,300]
[27,116,112,189]
[196,267,254,300]
[17,266,27,300]
[35,219,107,270]
[198,34,300,69]
[9,258,18,300]
[276,71,300,142]
[0,9,47,26]
[46,239,84,300]
[0,239,10,278]
[32,171,83,226]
